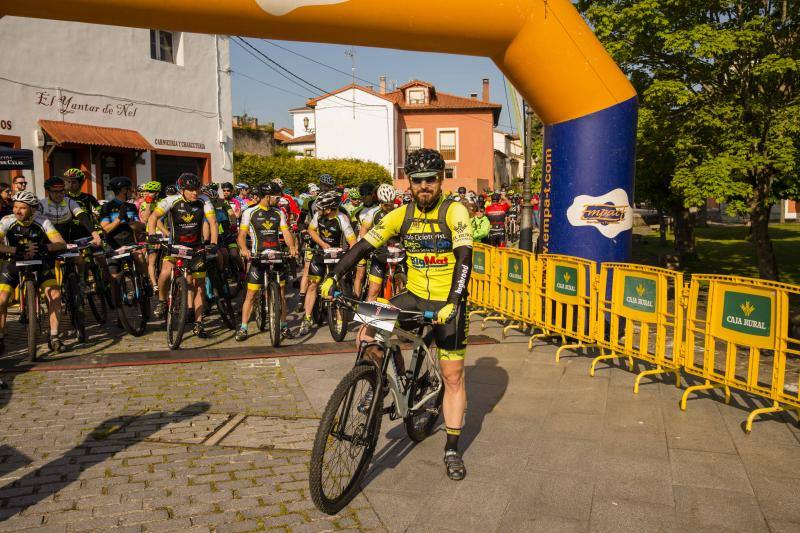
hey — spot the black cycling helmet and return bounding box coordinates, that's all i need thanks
[404,148,445,178]
[314,190,341,211]
[44,176,65,190]
[165,185,178,195]
[206,182,219,191]
[177,172,201,191]
[318,173,335,187]
[491,192,501,202]
[359,181,376,197]
[109,176,133,193]
[266,182,282,196]
[221,182,234,191]
[457,186,467,195]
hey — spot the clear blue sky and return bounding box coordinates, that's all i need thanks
[230,38,517,133]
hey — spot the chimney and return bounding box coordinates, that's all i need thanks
[379,75,387,95]
[482,78,490,102]
[470,93,478,100]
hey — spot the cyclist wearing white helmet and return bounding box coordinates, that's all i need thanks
[0,191,68,353]
[357,184,402,302]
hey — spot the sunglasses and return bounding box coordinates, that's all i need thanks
[410,176,438,185]
[14,181,27,186]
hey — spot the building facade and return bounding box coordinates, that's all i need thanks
[0,17,232,198]
[284,78,500,192]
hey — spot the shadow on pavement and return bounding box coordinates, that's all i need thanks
[364,357,507,486]
[0,401,210,521]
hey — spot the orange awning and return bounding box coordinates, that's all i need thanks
[39,120,154,151]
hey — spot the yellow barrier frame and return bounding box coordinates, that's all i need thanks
[592,263,685,393]
[681,274,800,432]
[530,253,598,361]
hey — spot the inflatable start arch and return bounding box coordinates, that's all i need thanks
[1,0,638,263]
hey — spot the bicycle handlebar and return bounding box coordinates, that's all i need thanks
[331,292,435,323]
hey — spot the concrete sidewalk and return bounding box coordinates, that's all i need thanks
[1,315,799,532]
[296,319,800,532]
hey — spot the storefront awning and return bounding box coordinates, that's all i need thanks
[0,147,34,170]
[39,120,154,151]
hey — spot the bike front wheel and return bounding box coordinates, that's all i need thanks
[113,271,148,337]
[166,276,188,349]
[267,280,282,347]
[23,279,38,362]
[309,364,382,515]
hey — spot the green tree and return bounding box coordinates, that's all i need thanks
[233,152,392,193]
[579,0,800,280]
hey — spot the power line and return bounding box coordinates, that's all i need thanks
[232,37,323,98]
[231,70,312,99]
[261,39,377,86]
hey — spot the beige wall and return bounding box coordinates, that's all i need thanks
[397,110,495,193]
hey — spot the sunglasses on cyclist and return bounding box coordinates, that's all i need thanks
[409,176,439,185]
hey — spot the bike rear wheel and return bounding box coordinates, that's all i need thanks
[86,264,108,324]
[328,278,352,342]
[113,270,148,337]
[267,280,282,347]
[255,287,268,332]
[211,270,236,330]
[64,271,86,343]
[404,345,444,443]
[24,280,38,362]
[166,276,188,349]
[309,364,382,515]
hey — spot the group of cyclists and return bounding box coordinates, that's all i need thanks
[0,147,514,481]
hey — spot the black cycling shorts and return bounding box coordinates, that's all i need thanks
[389,291,468,361]
[246,261,286,291]
[0,261,58,293]
[368,247,407,285]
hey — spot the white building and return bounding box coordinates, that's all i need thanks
[0,17,232,198]
[493,129,523,189]
[308,85,398,174]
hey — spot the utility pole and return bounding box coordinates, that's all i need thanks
[519,101,534,252]
[345,46,356,119]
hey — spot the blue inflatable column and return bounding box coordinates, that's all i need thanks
[539,97,638,264]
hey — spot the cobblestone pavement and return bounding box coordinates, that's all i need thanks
[0,357,383,532]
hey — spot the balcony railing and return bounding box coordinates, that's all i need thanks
[439,145,456,161]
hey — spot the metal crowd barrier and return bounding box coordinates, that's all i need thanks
[680,274,800,432]
[469,247,800,433]
[529,253,598,362]
[592,263,685,393]
[467,243,495,319]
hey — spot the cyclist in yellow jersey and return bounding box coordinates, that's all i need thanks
[320,148,472,481]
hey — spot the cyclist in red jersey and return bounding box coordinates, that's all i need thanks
[484,192,511,247]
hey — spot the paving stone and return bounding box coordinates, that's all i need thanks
[219,416,318,451]
[669,448,753,494]
[673,485,769,532]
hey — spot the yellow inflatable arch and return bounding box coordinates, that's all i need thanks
[1,0,638,262]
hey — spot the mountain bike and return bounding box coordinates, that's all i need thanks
[82,243,113,325]
[57,238,94,343]
[380,244,407,300]
[251,249,291,347]
[108,243,150,336]
[313,248,353,342]
[14,258,49,362]
[309,295,444,514]
[205,246,236,330]
[163,244,205,350]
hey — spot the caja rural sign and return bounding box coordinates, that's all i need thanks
[710,283,777,350]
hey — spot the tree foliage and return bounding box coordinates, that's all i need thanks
[579,0,800,280]
[233,152,392,192]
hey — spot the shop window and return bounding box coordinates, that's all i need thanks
[150,30,176,63]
